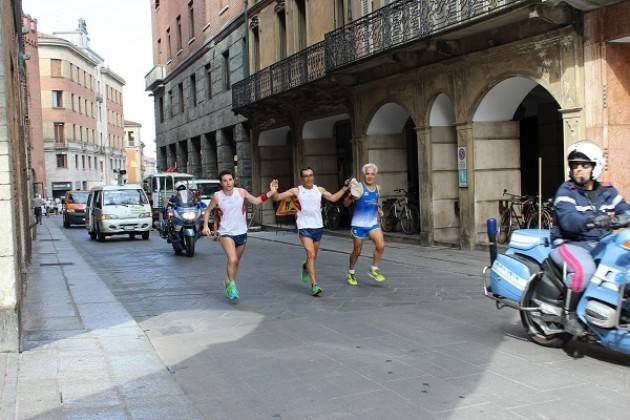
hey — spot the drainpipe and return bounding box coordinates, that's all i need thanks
[243,0,250,79]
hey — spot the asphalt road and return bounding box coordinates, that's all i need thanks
[57,219,630,420]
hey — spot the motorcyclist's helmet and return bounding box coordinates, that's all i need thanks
[175,181,188,191]
[567,141,605,181]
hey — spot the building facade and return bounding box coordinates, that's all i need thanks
[233,0,629,249]
[124,120,143,184]
[145,0,251,189]
[0,0,33,351]
[39,20,126,198]
[23,14,46,198]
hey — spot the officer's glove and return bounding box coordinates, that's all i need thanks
[586,213,612,229]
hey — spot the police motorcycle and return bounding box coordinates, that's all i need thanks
[161,183,206,257]
[482,214,630,354]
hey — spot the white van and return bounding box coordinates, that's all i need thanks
[191,179,221,207]
[85,184,152,241]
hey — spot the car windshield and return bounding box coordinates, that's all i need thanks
[67,192,88,204]
[103,190,148,206]
[196,183,221,199]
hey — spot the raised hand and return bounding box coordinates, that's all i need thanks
[270,179,279,192]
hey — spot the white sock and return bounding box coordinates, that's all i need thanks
[371,265,378,272]
[348,269,355,274]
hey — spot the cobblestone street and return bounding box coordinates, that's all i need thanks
[3,217,630,419]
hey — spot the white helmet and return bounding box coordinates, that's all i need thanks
[567,141,605,181]
[175,181,188,191]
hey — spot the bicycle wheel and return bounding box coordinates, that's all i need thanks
[498,210,512,244]
[380,204,395,232]
[327,208,341,230]
[526,210,553,230]
[400,204,420,234]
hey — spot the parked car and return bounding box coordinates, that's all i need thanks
[85,185,152,241]
[62,190,89,228]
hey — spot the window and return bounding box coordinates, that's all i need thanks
[168,90,173,118]
[190,73,197,105]
[222,50,230,91]
[296,0,307,50]
[56,154,67,168]
[205,63,212,99]
[178,82,184,113]
[75,154,78,169]
[69,63,74,80]
[71,93,75,111]
[176,15,182,51]
[51,59,62,77]
[155,0,160,9]
[100,161,104,172]
[277,11,287,59]
[88,156,92,170]
[252,27,261,72]
[72,124,76,140]
[83,70,87,86]
[78,97,82,114]
[128,131,135,146]
[158,95,165,123]
[52,90,63,108]
[167,28,172,60]
[92,129,95,143]
[335,0,347,28]
[82,155,85,170]
[157,38,162,61]
[53,122,65,144]
[188,1,195,40]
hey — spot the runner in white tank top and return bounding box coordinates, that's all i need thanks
[274,167,350,296]
[202,170,279,301]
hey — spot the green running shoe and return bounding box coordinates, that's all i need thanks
[301,263,309,283]
[347,273,358,286]
[310,283,322,296]
[225,282,240,300]
[367,269,386,283]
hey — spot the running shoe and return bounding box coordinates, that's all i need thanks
[367,269,386,282]
[347,273,358,286]
[301,263,309,283]
[310,283,322,296]
[225,282,240,300]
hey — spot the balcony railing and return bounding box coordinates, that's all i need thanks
[233,0,528,109]
[145,64,167,91]
[325,0,527,70]
[233,41,326,109]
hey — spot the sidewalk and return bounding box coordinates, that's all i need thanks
[0,218,203,420]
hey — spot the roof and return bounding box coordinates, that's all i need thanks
[101,66,126,85]
[38,32,99,65]
[124,120,142,127]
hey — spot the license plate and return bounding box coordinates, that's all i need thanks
[124,226,135,231]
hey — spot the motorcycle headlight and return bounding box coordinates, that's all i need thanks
[182,211,198,220]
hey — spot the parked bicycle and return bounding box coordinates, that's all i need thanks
[380,188,420,234]
[498,189,553,244]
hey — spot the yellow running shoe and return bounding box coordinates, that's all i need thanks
[347,273,358,286]
[367,269,386,282]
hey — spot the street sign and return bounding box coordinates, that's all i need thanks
[457,146,467,188]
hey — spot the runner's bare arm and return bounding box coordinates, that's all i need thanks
[202,195,219,235]
[320,183,350,203]
[242,179,279,205]
[273,187,299,202]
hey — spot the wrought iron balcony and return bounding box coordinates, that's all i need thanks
[325,0,528,71]
[145,64,167,91]
[232,41,326,110]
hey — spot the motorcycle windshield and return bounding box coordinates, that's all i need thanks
[176,190,196,207]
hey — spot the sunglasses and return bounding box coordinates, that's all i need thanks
[569,162,594,170]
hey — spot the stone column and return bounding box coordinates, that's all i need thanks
[456,122,475,250]
[188,138,202,178]
[216,129,234,174]
[234,124,252,191]
[201,133,218,179]
[416,126,433,246]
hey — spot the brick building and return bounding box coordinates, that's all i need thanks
[39,20,126,198]
[145,0,251,189]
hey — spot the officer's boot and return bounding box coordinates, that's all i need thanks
[561,289,585,336]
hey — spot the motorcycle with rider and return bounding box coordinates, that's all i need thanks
[161,181,206,257]
[484,141,630,354]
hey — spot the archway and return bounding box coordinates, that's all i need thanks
[365,102,419,233]
[257,126,293,225]
[472,77,564,242]
[428,93,459,244]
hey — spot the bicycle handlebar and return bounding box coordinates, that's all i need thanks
[394,188,407,193]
